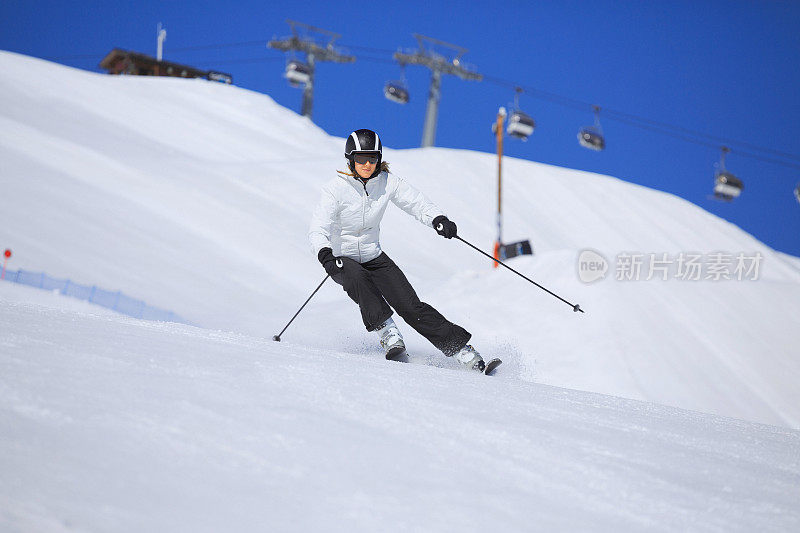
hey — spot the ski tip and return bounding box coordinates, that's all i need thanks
[484,358,503,375]
[385,347,409,363]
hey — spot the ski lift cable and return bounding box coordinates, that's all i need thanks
[45,39,282,62]
[33,32,800,160]
[169,40,268,53]
[42,52,104,60]
[605,113,800,171]
[602,108,800,164]
[192,57,285,67]
[339,43,397,55]
[483,75,589,112]
[43,34,800,168]
[355,55,396,65]
[482,75,800,167]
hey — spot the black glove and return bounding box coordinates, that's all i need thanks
[433,215,457,239]
[317,247,342,277]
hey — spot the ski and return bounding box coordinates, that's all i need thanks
[384,351,499,373]
[483,358,502,375]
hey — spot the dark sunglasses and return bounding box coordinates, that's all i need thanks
[353,153,379,165]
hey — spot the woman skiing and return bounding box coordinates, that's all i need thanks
[309,129,486,372]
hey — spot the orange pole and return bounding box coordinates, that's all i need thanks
[494,108,506,268]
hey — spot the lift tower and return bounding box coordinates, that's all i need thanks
[394,34,482,147]
[268,20,355,120]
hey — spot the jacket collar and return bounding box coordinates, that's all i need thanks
[338,170,386,190]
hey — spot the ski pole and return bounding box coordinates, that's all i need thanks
[452,234,585,313]
[273,274,331,341]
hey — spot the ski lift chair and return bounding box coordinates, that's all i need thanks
[384,82,409,104]
[578,128,605,151]
[507,110,535,140]
[285,61,311,86]
[712,147,742,201]
[578,105,606,151]
[713,171,744,201]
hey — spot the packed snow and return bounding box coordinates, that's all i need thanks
[1,51,799,530]
[2,283,799,532]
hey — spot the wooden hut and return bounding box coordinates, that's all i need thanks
[99,48,231,83]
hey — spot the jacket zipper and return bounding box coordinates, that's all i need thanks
[358,178,369,262]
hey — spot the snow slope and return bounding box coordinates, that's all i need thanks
[1,49,799,434]
[2,283,798,532]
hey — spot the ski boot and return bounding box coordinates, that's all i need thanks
[377,318,407,362]
[454,344,485,372]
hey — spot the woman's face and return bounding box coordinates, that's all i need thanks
[353,152,378,179]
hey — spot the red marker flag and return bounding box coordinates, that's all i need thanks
[2,249,11,279]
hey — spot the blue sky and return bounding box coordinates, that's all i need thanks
[2,0,799,255]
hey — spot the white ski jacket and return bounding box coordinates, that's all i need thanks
[309,170,446,263]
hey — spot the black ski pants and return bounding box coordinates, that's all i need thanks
[331,252,471,356]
